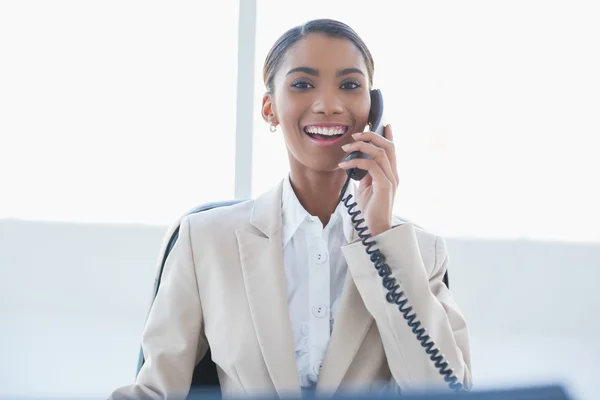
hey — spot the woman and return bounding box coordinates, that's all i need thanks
[109,18,472,400]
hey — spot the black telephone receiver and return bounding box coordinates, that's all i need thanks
[338,89,465,392]
[343,89,386,181]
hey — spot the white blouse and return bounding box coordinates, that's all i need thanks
[280,176,356,388]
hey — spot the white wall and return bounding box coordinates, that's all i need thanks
[0,219,165,397]
[1,219,598,399]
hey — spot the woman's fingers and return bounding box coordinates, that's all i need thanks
[338,157,393,191]
[348,126,399,185]
[341,140,396,185]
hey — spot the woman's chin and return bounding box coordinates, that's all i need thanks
[306,163,347,174]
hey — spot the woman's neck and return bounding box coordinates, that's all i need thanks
[288,169,347,227]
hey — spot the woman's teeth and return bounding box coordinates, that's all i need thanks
[304,126,347,136]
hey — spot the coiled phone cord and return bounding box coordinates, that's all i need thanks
[339,173,464,393]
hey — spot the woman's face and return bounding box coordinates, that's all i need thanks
[263,33,371,174]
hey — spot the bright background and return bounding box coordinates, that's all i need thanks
[2,0,598,243]
[1,1,599,399]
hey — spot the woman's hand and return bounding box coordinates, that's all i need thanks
[338,125,399,237]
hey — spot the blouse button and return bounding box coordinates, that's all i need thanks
[313,251,328,264]
[312,305,328,318]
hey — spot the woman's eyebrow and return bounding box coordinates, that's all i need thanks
[285,67,365,77]
[336,67,364,77]
[286,67,318,76]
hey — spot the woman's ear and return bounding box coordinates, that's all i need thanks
[261,92,278,126]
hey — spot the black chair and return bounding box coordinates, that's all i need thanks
[135,200,450,393]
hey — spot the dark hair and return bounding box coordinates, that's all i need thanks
[262,19,375,93]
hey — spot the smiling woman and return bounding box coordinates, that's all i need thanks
[108,18,472,399]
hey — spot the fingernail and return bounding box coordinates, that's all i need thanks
[341,144,350,150]
[352,132,361,138]
[338,161,347,167]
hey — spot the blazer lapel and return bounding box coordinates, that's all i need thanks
[236,181,301,397]
[316,219,375,394]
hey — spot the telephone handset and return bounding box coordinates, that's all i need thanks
[343,89,387,181]
[339,89,465,392]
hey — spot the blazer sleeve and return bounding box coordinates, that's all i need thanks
[341,222,473,392]
[108,217,208,400]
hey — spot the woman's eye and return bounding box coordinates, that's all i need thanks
[341,81,361,90]
[291,81,313,89]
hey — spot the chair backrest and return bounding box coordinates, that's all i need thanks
[136,200,449,392]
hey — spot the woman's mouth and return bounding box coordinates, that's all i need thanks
[303,124,348,145]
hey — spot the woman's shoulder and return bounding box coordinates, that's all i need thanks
[184,199,255,234]
[157,200,254,248]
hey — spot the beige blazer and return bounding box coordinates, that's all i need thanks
[109,180,472,399]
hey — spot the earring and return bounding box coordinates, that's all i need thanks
[269,113,277,132]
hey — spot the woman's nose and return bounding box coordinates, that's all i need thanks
[311,91,344,115]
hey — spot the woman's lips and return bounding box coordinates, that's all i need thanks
[303,124,349,146]
[305,133,346,146]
